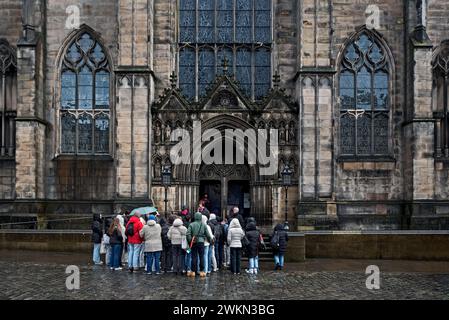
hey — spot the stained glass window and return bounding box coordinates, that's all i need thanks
[60,31,111,155]
[339,32,390,157]
[178,0,272,101]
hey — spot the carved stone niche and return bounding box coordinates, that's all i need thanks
[211,90,239,110]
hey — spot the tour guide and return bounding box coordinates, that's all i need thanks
[186,212,212,278]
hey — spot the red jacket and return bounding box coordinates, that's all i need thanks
[126,216,144,244]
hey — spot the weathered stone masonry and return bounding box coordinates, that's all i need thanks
[0,0,448,230]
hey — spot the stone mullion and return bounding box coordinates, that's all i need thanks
[1,72,5,156]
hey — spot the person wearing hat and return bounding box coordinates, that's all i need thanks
[139,214,163,275]
[125,211,144,273]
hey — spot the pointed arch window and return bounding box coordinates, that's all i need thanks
[338,32,391,157]
[59,32,111,155]
[178,0,272,101]
[433,40,449,159]
[0,39,17,159]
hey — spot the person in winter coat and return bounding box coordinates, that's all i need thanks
[245,221,264,275]
[227,218,245,275]
[116,214,127,266]
[202,215,215,275]
[91,214,103,265]
[168,218,187,275]
[272,224,289,271]
[208,214,219,272]
[183,214,192,273]
[103,217,113,267]
[108,217,124,271]
[213,216,225,270]
[139,215,163,275]
[125,212,144,273]
[186,212,212,277]
[223,218,231,268]
[160,217,173,273]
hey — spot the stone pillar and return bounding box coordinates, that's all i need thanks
[116,0,153,201]
[317,77,333,198]
[404,18,435,223]
[15,1,45,200]
[300,76,316,199]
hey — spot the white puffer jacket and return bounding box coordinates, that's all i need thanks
[167,218,187,245]
[227,218,245,248]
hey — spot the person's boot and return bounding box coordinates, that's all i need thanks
[199,272,206,278]
[129,267,134,273]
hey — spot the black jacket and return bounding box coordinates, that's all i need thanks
[272,224,289,255]
[209,219,224,245]
[245,222,261,258]
[109,227,123,245]
[160,219,171,247]
[91,214,103,244]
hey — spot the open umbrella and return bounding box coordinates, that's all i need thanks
[130,206,158,216]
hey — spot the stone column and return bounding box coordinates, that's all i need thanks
[404,15,435,223]
[116,0,153,201]
[15,1,45,200]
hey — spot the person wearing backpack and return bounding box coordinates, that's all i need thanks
[272,224,289,271]
[245,220,264,275]
[125,211,144,273]
[227,218,245,275]
[168,218,187,275]
[186,212,212,278]
[160,217,173,273]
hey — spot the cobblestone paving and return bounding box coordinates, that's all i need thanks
[0,260,448,300]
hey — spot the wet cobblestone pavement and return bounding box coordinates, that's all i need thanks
[0,251,448,300]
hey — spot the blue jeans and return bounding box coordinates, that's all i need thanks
[274,254,284,267]
[215,242,224,267]
[146,251,161,273]
[249,256,259,270]
[204,245,212,272]
[128,243,143,269]
[111,244,122,269]
[105,244,112,266]
[185,251,192,272]
[93,243,101,264]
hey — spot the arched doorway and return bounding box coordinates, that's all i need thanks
[199,164,251,219]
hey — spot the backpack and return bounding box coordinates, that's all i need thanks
[125,222,134,237]
[241,235,250,248]
[162,226,171,247]
[213,224,223,242]
[270,231,280,250]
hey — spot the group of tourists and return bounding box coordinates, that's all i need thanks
[91,199,289,277]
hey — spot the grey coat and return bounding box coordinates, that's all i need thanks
[139,220,163,252]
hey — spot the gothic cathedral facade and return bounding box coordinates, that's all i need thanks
[0,0,448,230]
